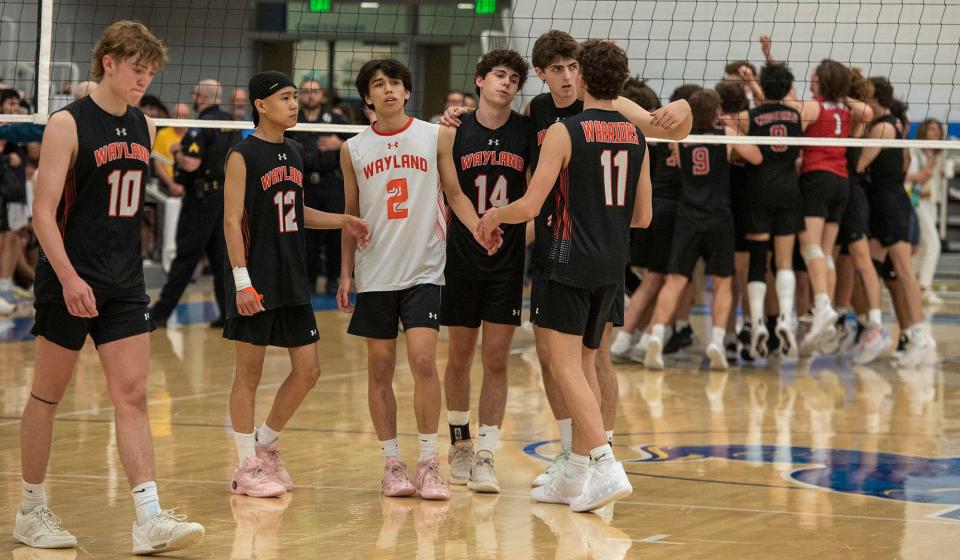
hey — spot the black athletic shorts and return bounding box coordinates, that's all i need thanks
[800,171,849,222]
[869,194,914,248]
[631,198,677,273]
[32,296,155,351]
[348,283,441,339]
[609,281,624,327]
[533,280,617,350]
[441,275,522,328]
[745,185,804,237]
[730,167,749,252]
[223,304,319,348]
[668,215,735,279]
[839,181,871,249]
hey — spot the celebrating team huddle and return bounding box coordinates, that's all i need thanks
[12,18,936,556]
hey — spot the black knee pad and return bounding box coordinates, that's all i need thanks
[746,240,768,283]
[883,256,897,280]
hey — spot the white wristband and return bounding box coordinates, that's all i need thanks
[233,266,252,291]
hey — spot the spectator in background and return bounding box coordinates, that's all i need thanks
[0,88,29,312]
[152,103,192,196]
[71,80,97,100]
[138,94,169,119]
[230,87,249,121]
[429,89,465,123]
[463,93,476,110]
[909,118,955,305]
[290,77,350,295]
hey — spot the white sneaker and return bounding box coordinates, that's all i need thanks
[467,451,499,493]
[531,467,589,505]
[610,332,636,363]
[899,335,935,368]
[13,506,77,549]
[803,305,838,349]
[853,326,889,365]
[922,290,943,306]
[775,316,798,358]
[627,338,647,363]
[447,443,474,485]
[131,509,205,555]
[705,342,728,370]
[643,335,664,370]
[532,451,570,487]
[570,461,633,513]
[749,322,769,360]
[0,295,15,316]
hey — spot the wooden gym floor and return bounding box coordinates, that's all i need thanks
[1,290,960,559]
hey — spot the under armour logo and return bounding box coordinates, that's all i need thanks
[116,128,127,136]
[428,312,437,320]
[310,329,317,336]
[512,309,520,316]
[144,312,150,321]
[387,142,399,149]
[488,139,500,146]
[555,117,562,122]
[278,153,288,161]
[535,307,540,315]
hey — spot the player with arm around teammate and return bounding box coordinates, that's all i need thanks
[222,71,371,498]
[16,21,204,554]
[479,40,651,513]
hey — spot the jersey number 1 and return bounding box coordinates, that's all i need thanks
[107,170,142,218]
[600,150,628,206]
[273,191,299,233]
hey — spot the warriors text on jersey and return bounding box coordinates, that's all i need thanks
[529,93,584,270]
[35,96,151,303]
[346,117,446,292]
[548,109,645,288]
[224,136,311,318]
[447,110,529,279]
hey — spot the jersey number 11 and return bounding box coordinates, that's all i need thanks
[601,150,628,206]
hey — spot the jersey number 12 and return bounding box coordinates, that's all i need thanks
[273,191,299,233]
[600,150,628,206]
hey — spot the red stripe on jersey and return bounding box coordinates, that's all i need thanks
[553,168,572,242]
[56,168,77,238]
[372,116,415,137]
[241,210,251,260]
[802,99,851,177]
[435,187,447,241]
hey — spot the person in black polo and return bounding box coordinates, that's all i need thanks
[150,79,239,327]
[288,76,351,295]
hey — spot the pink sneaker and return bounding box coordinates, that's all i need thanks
[415,454,450,501]
[381,457,417,497]
[231,457,286,498]
[257,442,294,491]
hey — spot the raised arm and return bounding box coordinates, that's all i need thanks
[613,96,693,141]
[32,111,97,318]
[726,125,763,165]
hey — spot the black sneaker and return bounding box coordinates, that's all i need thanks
[738,325,754,362]
[663,325,693,354]
[765,316,780,355]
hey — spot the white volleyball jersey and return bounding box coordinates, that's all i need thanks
[347,117,446,292]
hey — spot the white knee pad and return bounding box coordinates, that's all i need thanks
[800,243,825,264]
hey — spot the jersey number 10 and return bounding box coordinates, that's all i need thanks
[107,170,142,218]
[600,150,629,206]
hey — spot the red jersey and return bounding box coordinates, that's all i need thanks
[801,96,851,177]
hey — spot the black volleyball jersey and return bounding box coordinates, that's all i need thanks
[548,109,646,288]
[846,145,865,189]
[224,136,311,319]
[447,110,529,279]
[650,141,681,200]
[745,103,802,191]
[866,114,907,197]
[529,93,584,270]
[677,128,732,224]
[35,96,152,302]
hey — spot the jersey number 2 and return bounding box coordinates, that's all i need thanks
[600,150,628,206]
[107,170,142,218]
[273,191,299,233]
[387,178,409,220]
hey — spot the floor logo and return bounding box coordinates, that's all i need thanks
[525,441,960,519]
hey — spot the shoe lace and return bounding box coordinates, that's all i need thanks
[452,445,473,463]
[264,446,286,469]
[387,461,409,482]
[32,506,69,535]
[474,455,494,474]
[420,462,444,487]
[148,508,189,532]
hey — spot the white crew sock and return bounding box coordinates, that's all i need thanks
[131,481,161,525]
[557,418,573,453]
[380,438,400,458]
[775,270,796,320]
[675,320,690,332]
[477,425,501,455]
[611,330,634,355]
[256,423,281,448]
[566,452,590,477]
[868,309,882,328]
[650,324,665,342]
[590,443,616,465]
[815,293,832,312]
[636,332,651,351]
[20,480,46,514]
[0,278,12,291]
[418,433,438,462]
[711,326,726,348]
[234,431,256,463]
[747,281,766,326]
[605,430,614,445]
